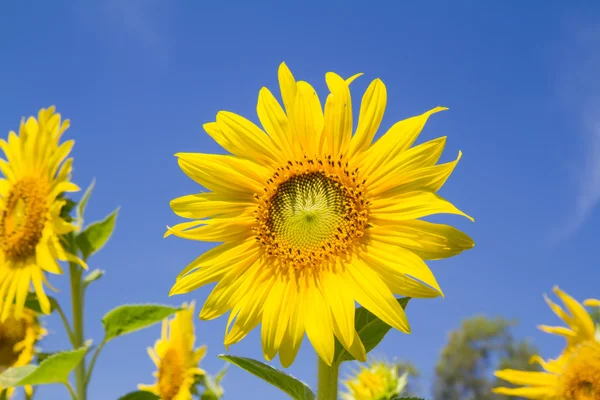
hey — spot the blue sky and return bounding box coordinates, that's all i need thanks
[1,1,600,399]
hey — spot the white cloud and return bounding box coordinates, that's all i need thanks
[74,0,169,62]
[555,21,600,239]
[105,0,168,58]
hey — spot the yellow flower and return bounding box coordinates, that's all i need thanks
[342,360,408,400]
[0,106,83,322]
[0,306,46,398]
[167,62,473,367]
[139,302,206,400]
[494,287,600,399]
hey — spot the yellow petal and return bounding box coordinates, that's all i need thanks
[279,285,305,368]
[362,107,447,175]
[261,277,289,360]
[365,136,447,194]
[347,79,387,159]
[170,246,259,296]
[170,192,253,220]
[176,153,268,195]
[370,191,473,222]
[216,111,282,165]
[492,386,552,399]
[175,238,257,279]
[199,258,261,319]
[360,244,443,297]
[494,369,556,387]
[278,62,297,114]
[324,72,354,158]
[257,87,294,160]
[537,325,576,337]
[553,286,595,340]
[166,217,255,242]
[372,151,462,197]
[346,262,410,333]
[584,298,600,307]
[321,270,355,350]
[369,220,474,260]
[288,81,324,158]
[304,280,335,366]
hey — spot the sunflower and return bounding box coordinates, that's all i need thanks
[167,62,474,367]
[0,306,46,398]
[0,106,83,322]
[341,360,408,400]
[494,287,600,399]
[139,302,206,400]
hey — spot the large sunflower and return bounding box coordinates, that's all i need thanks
[0,106,82,321]
[139,302,206,400]
[0,306,46,398]
[494,287,600,399]
[167,63,474,367]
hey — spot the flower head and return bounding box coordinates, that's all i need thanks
[342,360,408,400]
[0,306,46,398]
[168,63,473,367]
[494,287,600,399]
[139,302,206,400]
[0,107,84,321]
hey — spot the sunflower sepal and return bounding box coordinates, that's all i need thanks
[82,269,105,289]
[75,179,95,231]
[335,298,411,364]
[197,366,227,400]
[218,354,315,400]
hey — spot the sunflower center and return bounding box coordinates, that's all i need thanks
[559,342,600,400]
[0,178,49,263]
[255,156,368,270]
[158,347,185,400]
[0,315,27,369]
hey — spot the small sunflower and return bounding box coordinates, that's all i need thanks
[494,286,600,399]
[0,306,46,398]
[167,62,474,367]
[0,106,83,321]
[139,302,206,400]
[341,360,408,400]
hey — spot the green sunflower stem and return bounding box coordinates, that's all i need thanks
[316,356,339,400]
[69,262,86,400]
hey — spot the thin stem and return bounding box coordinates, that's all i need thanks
[316,356,339,400]
[64,382,77,400]
[55,301,75,346]
[84,340,106,386]
[70,262,86,400]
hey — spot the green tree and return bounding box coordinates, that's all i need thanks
[433,315,541,400]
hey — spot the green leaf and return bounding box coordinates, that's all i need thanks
[0,389,7,400]
[24,292,57,314]
[0,347,87,387]
[77,179,95,226]
[335,297,410,364]
[118,391,160,400]
[76,207,119,260]
[83,269,105,289]
[102,304,180,342]
[219,355,314,400]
